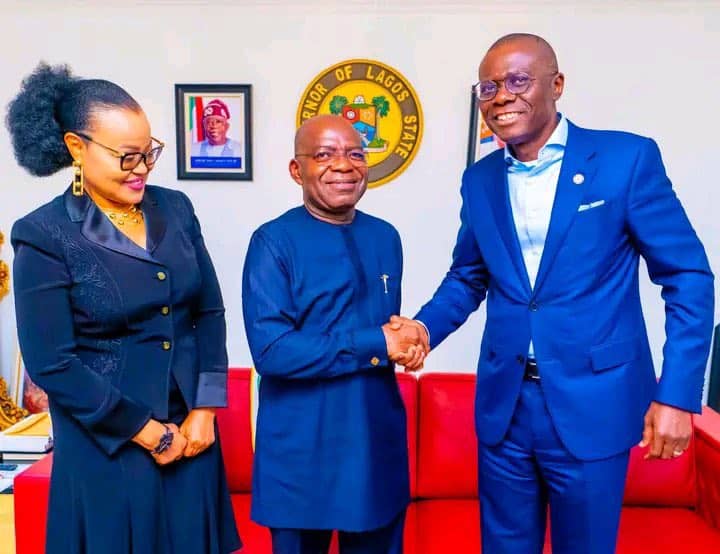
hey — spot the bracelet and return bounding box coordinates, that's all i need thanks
[152,424,174,455]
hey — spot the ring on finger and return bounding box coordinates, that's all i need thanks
[672,449,684,457]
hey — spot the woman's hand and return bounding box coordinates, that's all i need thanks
[152,423,187,465]
[179,408,216,458]
[132,420,187,465]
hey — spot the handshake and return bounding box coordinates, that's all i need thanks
[382,315,430,372]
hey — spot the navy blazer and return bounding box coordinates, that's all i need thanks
[416,121,714,460]
[12,185,228,456]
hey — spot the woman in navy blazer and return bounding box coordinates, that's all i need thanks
[7,63,241,554]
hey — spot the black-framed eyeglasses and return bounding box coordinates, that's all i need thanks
[295,147,368,166]
[473,72,555,102]
[74,132,165,171]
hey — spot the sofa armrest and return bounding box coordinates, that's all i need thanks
[13,453,52,554]
[694,406,720,530]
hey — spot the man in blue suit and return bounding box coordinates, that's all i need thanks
[398,33,714,552]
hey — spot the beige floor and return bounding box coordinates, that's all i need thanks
[0,495,15,554]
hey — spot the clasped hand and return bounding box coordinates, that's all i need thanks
[134,408,216,465]
[382,315,430,371]
[179,407,216,458]
[155,409,216,464]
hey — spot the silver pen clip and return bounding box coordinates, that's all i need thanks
[380,274,389,294]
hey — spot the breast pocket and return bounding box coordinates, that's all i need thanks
[564,199,622,255]
[575,199,612,224]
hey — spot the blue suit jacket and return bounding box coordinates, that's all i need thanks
[416,121,714,460]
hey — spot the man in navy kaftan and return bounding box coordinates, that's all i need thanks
[242,115,425,554]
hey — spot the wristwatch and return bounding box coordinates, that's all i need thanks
[152,424,174,455]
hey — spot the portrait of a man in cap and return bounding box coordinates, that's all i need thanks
[190,98,243,160]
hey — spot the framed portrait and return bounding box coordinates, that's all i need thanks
[174,84,253,181]
[466,86,504,167]
[12,350,48,414]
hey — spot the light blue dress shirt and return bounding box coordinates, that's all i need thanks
[504,115,568,357]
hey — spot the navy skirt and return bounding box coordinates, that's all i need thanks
[45,377,242,554]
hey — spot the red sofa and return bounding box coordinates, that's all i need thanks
[14,369,720,553]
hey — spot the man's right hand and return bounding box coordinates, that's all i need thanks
[382,315,430,371]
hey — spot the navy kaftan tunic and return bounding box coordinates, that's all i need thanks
[242,206,409,531]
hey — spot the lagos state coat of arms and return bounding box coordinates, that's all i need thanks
[297,59,423,188]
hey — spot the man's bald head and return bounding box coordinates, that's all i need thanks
[484,33,559,74]
[294,114,362,154]
[290,114,369,224]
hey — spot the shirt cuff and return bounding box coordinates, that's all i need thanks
[350,327,390,369]
[415,320,430,345]
[195,371,228,408]
[93,396,153,456]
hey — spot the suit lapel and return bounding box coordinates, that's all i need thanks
[140,190,167,254]
[64,186,164,263]
[533,123,597,294]
[484,152,532,295]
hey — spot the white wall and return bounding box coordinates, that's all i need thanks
[1,0,719,396]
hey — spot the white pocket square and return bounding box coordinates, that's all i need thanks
[578,200,605,212]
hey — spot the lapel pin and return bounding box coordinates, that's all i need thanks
[572,173,585,185]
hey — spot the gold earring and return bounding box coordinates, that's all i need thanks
[72,160,84,196]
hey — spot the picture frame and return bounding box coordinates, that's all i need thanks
[174,84,253,181]
[466,86,504,167]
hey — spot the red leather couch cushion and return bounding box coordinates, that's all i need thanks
[414,499,482,554]
[617,508,720,553]
[216,369,255,493]
[415,501,720,553]
[231,494,271,552]
[414,372,700,508]
[623,440,696,507]
[416,373,478,498]
[12,454,51,554]
[396,372,418,498]
[14,370,720,554]
[696,407,720,529]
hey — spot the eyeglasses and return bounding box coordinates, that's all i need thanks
[295,148,368,166]
[75,132,165,171]
[473,72,555,102]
